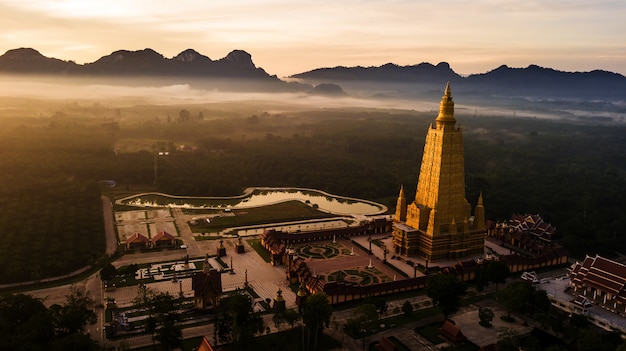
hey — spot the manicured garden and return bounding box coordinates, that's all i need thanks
[296,241,352,259]
[326,266,392,285]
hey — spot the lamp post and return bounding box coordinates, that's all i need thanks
[153,148,169,185]
[361,329,366,351]
[382,243,388,262]
[140,283,147,304]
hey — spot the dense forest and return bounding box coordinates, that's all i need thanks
[0,98,623,284]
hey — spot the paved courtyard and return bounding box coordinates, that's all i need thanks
[106,238,297,310]
[452,302,533,347]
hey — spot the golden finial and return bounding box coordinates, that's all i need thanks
[436,82,455,126]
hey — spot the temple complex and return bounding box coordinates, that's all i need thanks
[392,83,486,261]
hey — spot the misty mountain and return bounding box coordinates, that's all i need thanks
[466,64,626,99]
[292,62,626,100]
[0,47,281,81]
[83,48,272,79]
[0,47,320,92]
[292,62,463,84]
[0,48,80,74]
[2,47,626,100]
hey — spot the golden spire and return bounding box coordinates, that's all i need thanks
[478,192,484,206]
[435,82,456,127]
[394,185,407,222]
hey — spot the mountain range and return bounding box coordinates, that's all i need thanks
[291,62,626,99]
[1,47,625,99]
[0,47,274,79]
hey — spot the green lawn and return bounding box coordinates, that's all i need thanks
[248,239,271,263]
[188,200,337,233]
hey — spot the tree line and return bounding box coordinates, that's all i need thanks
[0,287,98,351]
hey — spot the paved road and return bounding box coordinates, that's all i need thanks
[102,195,118,256]
[171,208,203,257]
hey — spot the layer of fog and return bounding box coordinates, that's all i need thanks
[0,76,622,125]
[0,76,434,110]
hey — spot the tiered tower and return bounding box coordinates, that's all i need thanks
[392,83,486,261]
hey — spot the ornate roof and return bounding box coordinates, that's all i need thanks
[570,255,626,303]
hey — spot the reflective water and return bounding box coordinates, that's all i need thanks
[119,188,386,215]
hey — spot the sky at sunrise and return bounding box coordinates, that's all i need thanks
[1,0,624,77]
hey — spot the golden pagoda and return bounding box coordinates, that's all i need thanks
[392,83,486,261]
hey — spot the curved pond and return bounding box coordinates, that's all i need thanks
[118,187,387,215]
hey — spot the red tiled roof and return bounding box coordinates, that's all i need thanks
[126,232,149,244]
[439,320,467,343]
[504,213,558,243]
[197,336,221,351]
[570,255,626,299]
[152,231,176,242]
[375,336,397,351]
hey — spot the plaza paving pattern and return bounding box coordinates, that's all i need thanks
[296,241,353,260]
[295,239,402,285]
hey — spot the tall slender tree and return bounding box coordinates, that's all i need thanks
[300,292,332,351]
[223,293,264,350]
[426,274,467,319]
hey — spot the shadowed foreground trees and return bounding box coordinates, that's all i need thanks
[0,287,99,351]
[497,281,551,321]
[213,293,264,350]
[426,274,467,319]
[343,302,378,336]
[300,292,333,351]
[147,292,183,351]
[474,260,510,292]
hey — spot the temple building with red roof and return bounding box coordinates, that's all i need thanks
[569,254,626,315]
[151,230,176,247]
[191,256,223,310]
[489,214,560,247]
[125,232,150,250]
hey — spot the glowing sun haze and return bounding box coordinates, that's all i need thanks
[1,0,624,77]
